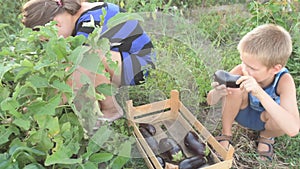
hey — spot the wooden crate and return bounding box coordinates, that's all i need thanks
[126,90,234,169]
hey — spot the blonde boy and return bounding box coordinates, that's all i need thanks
[207,24,299,161]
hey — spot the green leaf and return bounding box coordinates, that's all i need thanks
[110,156,130,169]
[44,150,82,166]
[51,80,72,93]
[12,82,37,100]
[77,162,98,169]
[0,159,11,169]
[68,45,91,66]
[0,62,15,84]
[27,130,53,152]
[0,87,10,103]
[9,146,46,159]
[0,126,19,146]
[21,59,34,68]
[103,13,144,36]
[52,38,68,60]
[28,75,49,88]
[13,118,31,130]
[96,38,111,54]
[35,115,60,137]
[33,59,54,71]
[68,35,86,50]
[30,94,61,116]
[117,140,131,157]
[79,52,101,73]
[87,125,112,153]
[171,151,184,162]
[0,97,21,118]
[95,83,117,96]
[59,113,84,138]
[14,66,33,82]
[89,152,113,163]
[23,163,45,169]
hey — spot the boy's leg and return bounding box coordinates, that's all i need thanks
[219,89,248,148]
[260,111,285,138]
[257,111,285,160]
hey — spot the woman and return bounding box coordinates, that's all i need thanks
[22,0,156,127]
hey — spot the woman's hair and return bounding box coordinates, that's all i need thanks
[237,24,292,68]
[22,0,82,29]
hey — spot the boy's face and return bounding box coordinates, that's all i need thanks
[240,53,276,84]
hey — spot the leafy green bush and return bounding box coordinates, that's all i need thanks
[0,0,26,46]
[0,15,135,168]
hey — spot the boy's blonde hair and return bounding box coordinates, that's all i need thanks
[22,0,81,29]
[237,24,292,68]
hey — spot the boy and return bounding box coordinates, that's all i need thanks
[207,24,299,161]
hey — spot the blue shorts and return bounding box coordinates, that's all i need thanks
[235,106,265,131]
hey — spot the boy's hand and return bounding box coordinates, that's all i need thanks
[237,70,263,98]
[212,82,229,96]
[208,82,232,105]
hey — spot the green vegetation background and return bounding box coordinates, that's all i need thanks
[0,0,299,168]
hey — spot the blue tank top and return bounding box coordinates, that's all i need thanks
[249,67,289,112]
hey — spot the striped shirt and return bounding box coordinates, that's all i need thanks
[72,3,155,85]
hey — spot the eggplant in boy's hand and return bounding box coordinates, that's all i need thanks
[139,127,159,154]
[138,123,156,136]
[184,131,210,156]
[159,138,185,163]
[213,70,241,88]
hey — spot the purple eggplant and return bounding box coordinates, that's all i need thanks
[156,155,166,168]
[158,138,185,163]
[184,131,209,156]
[139,127,159,154]
[178,155,207,169]
[138,123,156,136]
[213,70,241,88]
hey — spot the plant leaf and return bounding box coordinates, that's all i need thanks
[95,83,117,96]
[44,150,82,166]
[89,152,113,163]
[13,118,31,130]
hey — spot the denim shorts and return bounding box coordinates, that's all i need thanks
[235,106,265,131]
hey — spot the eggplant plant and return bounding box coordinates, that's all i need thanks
[0,12,141,168]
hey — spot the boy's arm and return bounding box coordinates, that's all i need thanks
[258,73,299,136]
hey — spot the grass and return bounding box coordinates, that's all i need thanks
[121,2,300,169]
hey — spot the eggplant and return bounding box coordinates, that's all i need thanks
[156,155,166,168]
[139,127,159,154]
[138,123,156,136]
[178,155,207,169]
[213,70,241,88]
[158,138,185,163]
[184,131,209,156]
